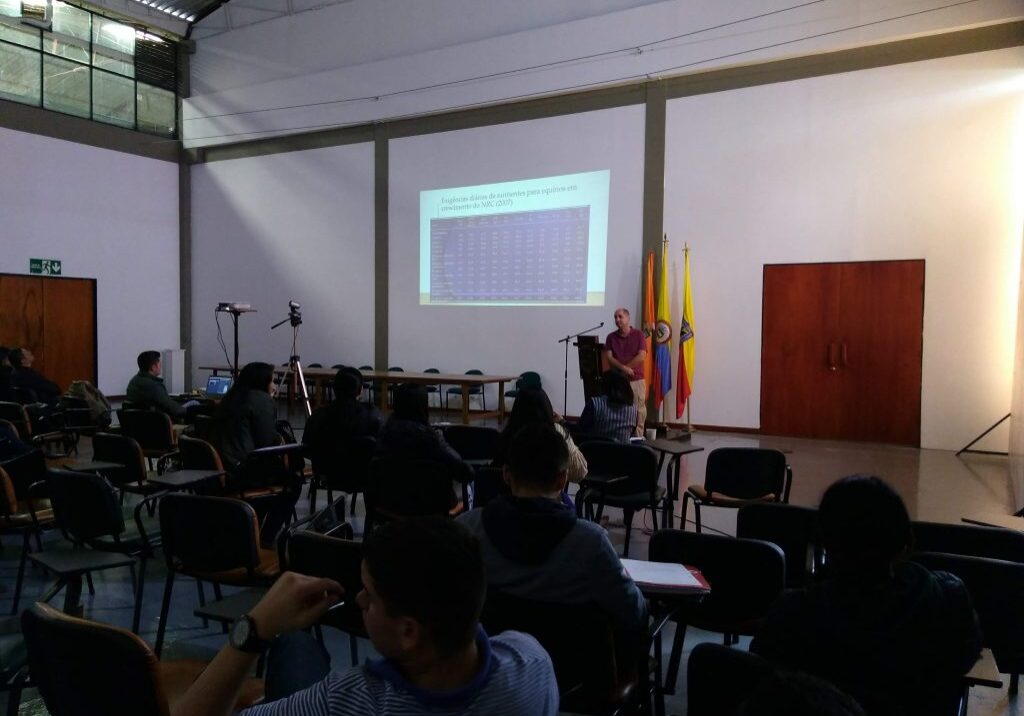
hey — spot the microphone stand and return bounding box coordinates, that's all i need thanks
[558,322,604,415]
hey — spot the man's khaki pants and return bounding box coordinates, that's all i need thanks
[630,379,647,437]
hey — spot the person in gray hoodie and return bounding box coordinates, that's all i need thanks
[458,423,647,640]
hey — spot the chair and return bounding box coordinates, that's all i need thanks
[446,369,486,412]
[649,529,785,694]
[443,424,500,462]
[470,466,508,509]
[385,366,404,406]
[364,457,465,530]
[305,363,323,403]
[9,388,36,407]
[912,520,1024,562]
[912,551,1024,695]
[22,602,263,716]
[117,410,177,472]
[0,450,55,615]
[682,447,792,533]
[358,365,375,403]
[736,502,822,588]
[307,435,375,516]
[577,441,663,557]
[90,432,163,502]
[0,614,27,716]
[480,589,642,715]
[154,493,280,656]
[282,522,365,666]
[504,370,541,404]
[43,469,157,632]
[423,368,443,408]
[0,402,74,458]
[686,642,777,716]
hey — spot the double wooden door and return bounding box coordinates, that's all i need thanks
[0,274,97,392]
[760,260,924,446]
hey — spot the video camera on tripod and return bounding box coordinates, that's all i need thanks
[272,299,312,417]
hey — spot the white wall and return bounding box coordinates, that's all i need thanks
[190,142,375,383]
[0,126,180,397]
[388,106,646,416]
[662,47,1024,450]
[183,0,1023,147]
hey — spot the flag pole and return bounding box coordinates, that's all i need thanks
[684,242,693,433]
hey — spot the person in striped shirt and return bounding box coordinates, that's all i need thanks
[173,517,558,716]
[577,370,639,444]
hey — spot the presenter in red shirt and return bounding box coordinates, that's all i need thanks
[603,308,647,437]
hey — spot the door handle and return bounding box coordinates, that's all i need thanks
[840,343,848,368]
[827,343,837,371]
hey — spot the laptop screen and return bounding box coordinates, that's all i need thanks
[206,375,232,396]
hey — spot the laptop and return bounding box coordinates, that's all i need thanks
[204,375,232,397]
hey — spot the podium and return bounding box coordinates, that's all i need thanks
[575,335,605,402]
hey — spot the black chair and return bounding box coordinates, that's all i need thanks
[364,457,465,531]
[43,469,156,632]
[307,435,376,516]
[358,365,375,403]
[423,368,443,408]
[90,432,162,503]
[471,466,508,509]
[912,520,1024,562]
[0,402,74,458]
[912,551,1024,695]
[503,370,541,405]
[154,493,280,656]
[737,502,822,588]
[117,410,177,472]
[480,589,643,715]
[577,441,663,557]
[683,447,792,533]
[443,425,500,462]
[9,388,36,407]
[282,520,365,666]
[649,529,785,694]
[0,614,27,716]
[0,450,54,615]
[446,369,486,412]
[22,602,264,716]
[686,642,777,716]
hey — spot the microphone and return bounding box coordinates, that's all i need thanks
[599,321,604,327]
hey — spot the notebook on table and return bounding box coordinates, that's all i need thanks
[620,558,711,596]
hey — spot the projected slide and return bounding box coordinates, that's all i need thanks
[420,170,610,306]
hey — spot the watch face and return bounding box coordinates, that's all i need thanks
[231,616,251,648]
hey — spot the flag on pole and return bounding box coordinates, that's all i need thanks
[642,251,655,395]
[676,246,695,419]
[652,238,673,411]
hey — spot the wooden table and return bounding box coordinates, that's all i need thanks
[200,365,519,425]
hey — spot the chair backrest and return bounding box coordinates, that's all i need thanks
[479,589,626,712]
[159,493,261,576]
[11,387,37,406]
[649,529,785,631]
[178,434,224,472]
[471,466,508,509]
[737,502,821,588]
[687,642,776,716]
[47,469,125,543]
[365,457,457,520]
[443,425,500,462]
[191,414,217,442]
[517,371,542,390]
[912,520,1024,562]
[466,369,483,376]
[0,402,31,438]
[704,447,791,502]
[91,432,149,487]
[0,448,47,504]
[284,529,365,635]
[424,368,440,374]
[580,441,659,493]
[912,551,1024,675]
[0,418,19,439]
[22,602,170,716]
[118,410,174,452]
[311,435,375,493]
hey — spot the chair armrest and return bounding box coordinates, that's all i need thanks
[250,443,307,459]
[31,431,68,446]
[579,473,630,492]
[134,491,171,553]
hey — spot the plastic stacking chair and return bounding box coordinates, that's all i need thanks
[307,435,376,516]
[446,369,486,412]
[577,442,663,557]
[686,642,777,716]
[0,402,74,458]
[682,448,792,533]
[358,366,375,403]
[503,371,541,405]
[912,520,1024,562]
[91,432,163,503]
[154,493,280,656]
[423,368,443,409]
[364,457,466,531]
[22,602,263,716]
[116,410,177,473]
[0,450,55,615]
[649,529,785,695]
[737,502,822,588]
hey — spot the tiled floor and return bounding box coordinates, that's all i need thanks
[2,420,1020,715]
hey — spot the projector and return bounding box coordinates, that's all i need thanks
[216,302,255,313]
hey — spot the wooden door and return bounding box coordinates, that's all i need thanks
[0,274,97,391]
[760,260,924,446]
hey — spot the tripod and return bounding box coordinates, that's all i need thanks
[271,304,312,418]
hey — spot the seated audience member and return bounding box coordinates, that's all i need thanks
[376,383,465,469]
[8,348,61,405]
[215,361,298,546]
[751,474,982,716]
[0,355,14,403]
[125,350,186,419]
[0,421,32,461]
[173,517,559,716]
[459,423,647,639]
[302,366,383,455]
[494,388,587,484]
[577,370,639,444]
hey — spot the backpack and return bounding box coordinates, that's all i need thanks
[64,380,113,428]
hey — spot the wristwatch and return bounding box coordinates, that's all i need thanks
[229,614,271,654]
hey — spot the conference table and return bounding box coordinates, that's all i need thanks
[200,366,519,425]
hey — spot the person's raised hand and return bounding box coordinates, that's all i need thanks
[248,571,343,640]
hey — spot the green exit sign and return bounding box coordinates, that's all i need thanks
[29,258,62,275]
